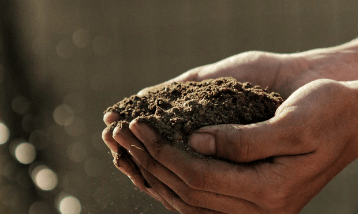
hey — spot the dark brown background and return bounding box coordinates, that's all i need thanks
[0,0,357,213]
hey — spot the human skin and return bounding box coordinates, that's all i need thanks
[102,39,358,213]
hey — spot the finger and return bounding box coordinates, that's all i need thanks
[139,166,225,214]
[131,138,260,213]
[103,111,119,126]
[102,122,121,153]
[147,187,177,211]
[115,122,259,213]
[103,122,145,189]
[147,165,260,214]
[111,123,176,210]
[103,122,161,200]
[188,113,317,163]
[129,121,267,201]
[112,151,168,203]
[113,150,146,188]
[112,121,141,152]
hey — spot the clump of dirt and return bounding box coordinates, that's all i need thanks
[105,77,283,154]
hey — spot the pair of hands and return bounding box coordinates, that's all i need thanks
[103,49,358,214]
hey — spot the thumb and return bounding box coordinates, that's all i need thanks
[188,119,314,163]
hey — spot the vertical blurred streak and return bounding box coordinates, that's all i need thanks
[0,0,32,134]
[0,0,43,213]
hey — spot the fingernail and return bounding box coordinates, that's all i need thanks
[188,133,216,156]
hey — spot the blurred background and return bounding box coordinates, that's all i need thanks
[0,0,357,213]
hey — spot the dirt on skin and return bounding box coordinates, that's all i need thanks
[104,77,283,156]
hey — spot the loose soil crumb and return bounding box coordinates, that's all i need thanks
[104,77,283,156]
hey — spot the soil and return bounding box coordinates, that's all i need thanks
[104,77,283,156]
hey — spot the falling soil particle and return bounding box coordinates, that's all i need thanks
[104,77,283,156]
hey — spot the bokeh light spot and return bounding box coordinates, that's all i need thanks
[15,143,36,164]
[32,165,58,191]
[67,142,87,163]
[56,40,74,59]
[72,28,91,48]
[53,105,75,126]
[59,196,81,214]
[12,96,30,114]
[0,123,10,145]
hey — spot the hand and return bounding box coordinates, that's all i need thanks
[103,50,296,211]
[102,42,358,213]
[103,50,296,212]
[118,79,358,213]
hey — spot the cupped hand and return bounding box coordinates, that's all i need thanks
[114,79,357,214]
[102,50,292,206]
[102,47,358,213]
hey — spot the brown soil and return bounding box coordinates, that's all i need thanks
[104,77,283,156]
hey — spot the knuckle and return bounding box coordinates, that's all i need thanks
[137,87,149,95]
[221,125,250,162]
[241,50,267,62]
[216,124,246,160]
